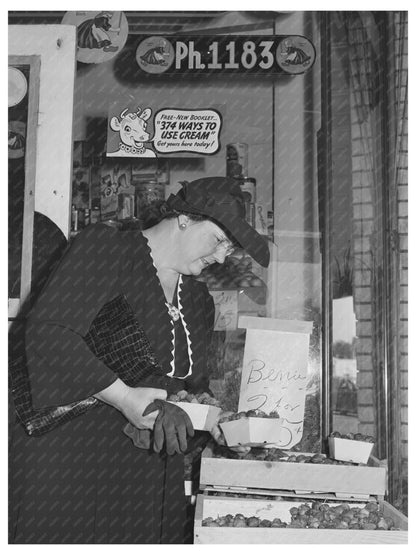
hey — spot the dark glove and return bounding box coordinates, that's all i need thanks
[123,423,152,449]
[143,400,194,455]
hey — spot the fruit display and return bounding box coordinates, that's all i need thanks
[197,255,265,290]
[283,453,358,465]
[330,431,374,443]
[211,444,363,465]
[202,501,401,530]
[212,444,287,461]
[167,390,221,407]
[218,409,280,423]
[203,514,279,528]
[329,431,375,464]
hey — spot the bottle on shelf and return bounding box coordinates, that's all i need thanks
[90,199,101,224]
[77,208,85,229]
[84,208,91,227]
[71,204,78,232]
[240,177,256,228]
[226,143,248,180]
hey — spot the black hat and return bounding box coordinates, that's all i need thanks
[166,177,270,267]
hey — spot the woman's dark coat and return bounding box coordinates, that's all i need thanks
[10,224,214,543]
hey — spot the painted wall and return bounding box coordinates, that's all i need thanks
[9,25,76,237]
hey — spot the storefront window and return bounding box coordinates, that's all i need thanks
[66,12,323,454]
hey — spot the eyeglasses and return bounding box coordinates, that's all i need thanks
[215,237,236,256]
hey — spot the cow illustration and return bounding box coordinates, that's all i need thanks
[108,107,156,157]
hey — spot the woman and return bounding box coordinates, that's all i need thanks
[10,176,269,544]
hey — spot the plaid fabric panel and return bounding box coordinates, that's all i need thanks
[10,295,165,436]
[9,354,100,436]
[84,295,164,387]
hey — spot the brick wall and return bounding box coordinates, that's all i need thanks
[350,120,377,439]
[331,15,408,470]
[349,13,408,471]
[394,13,408,468]
[341,15,378,440]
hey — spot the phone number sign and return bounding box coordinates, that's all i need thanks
[136,35,315,76]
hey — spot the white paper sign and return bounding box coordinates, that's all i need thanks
[153,109,222,154]
[238,317,312,449]
[211,290,238,331]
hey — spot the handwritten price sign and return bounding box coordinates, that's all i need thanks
[210,290,238,331]
[238,316,313,449]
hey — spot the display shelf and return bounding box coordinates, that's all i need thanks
[200,445,387,500]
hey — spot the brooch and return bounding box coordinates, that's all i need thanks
[166,302,181,322]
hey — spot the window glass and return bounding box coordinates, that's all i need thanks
[8,65,30,299]
[68,14,323,453]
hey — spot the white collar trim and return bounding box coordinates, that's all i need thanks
[165,275,193,379]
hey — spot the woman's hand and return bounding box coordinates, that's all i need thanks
[143,400,194,455]
[119,387,168,429]
[94,379,167,429]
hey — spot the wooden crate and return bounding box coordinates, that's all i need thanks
[200,446,387,499]
[194,494,408,544]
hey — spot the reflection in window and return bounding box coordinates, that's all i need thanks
[8,65,30,299]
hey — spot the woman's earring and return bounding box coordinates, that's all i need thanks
[179,223,187,230]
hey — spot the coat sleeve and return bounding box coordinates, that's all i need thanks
[25,224,123,408]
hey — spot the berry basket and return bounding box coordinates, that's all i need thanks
[328,436,374,465]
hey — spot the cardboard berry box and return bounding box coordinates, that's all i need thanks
[168,401,221,432]
[219,416,283,447]
[328,436,374,464]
